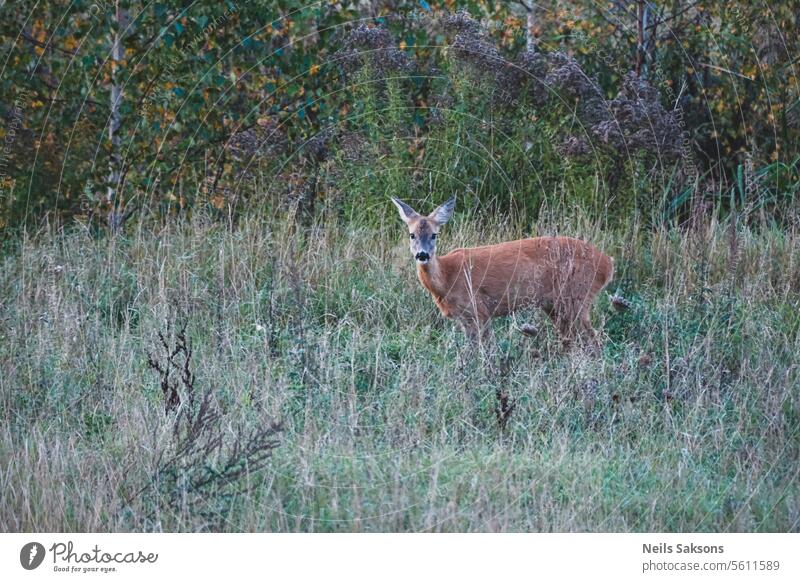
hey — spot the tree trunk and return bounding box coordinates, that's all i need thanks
[520,1,536,53]
[526,8,535,52]
[108,0,123,230]
[635,0,650,79]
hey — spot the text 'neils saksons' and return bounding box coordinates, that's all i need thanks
[643,543,724,554]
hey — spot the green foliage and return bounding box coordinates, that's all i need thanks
[1,1,798,232]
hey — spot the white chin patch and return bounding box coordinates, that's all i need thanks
[416,259,429,265]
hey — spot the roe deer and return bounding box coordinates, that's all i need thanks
[390,196,614,349]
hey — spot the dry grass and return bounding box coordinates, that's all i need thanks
[0,210,798,531]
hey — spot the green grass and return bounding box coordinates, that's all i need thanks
[0,210,798,532]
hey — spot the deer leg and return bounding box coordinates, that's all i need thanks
[558,319,576,350]
[458,317,480,343]
[458,315,494,360]
[478,318,494,346]
[578,306,601,354]
[549,310,576,350]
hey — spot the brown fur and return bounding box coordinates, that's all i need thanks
[415,235,614,346]
[391,197,613,348]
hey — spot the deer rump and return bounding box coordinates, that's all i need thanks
[420,236,613,342]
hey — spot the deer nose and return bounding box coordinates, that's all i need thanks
[415,251,430,262]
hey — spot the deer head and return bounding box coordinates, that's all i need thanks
[390,196,456,265]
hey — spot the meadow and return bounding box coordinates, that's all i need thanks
[2,0,799,535]
[1,207,798,532]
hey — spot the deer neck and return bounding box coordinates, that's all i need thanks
[417,256,447,299]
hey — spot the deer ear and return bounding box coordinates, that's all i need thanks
[391,197,419,224]
[428,196,456,225]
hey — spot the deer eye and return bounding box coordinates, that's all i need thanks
[409,233,416,240]
[432,233,437,239]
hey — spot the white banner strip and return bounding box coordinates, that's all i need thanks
[1,533,797,581]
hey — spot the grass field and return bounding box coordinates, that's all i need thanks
[1,209,798,532]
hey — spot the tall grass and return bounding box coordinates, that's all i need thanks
[1,207,798,532]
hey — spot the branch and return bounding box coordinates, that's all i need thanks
[645,0,704,31]
[20,31,77,56]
